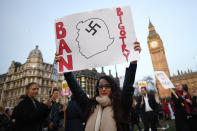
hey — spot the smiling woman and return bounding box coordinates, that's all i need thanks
[64,63,137,131]
[98,77,112,97]
[62,42,141,131]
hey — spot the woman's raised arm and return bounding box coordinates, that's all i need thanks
[64,72,89,111]
[121,41,141,116]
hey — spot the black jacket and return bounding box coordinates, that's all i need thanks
[129,106,140,124]
[0,112,11,131]
[14,96,51,131]
[64,63,137,131]
[137,94,158,115]
[191,96,197,116]
[49,100,59,129]
[65,100,84,131]
[10,104,19,130]
[171,92,189,116]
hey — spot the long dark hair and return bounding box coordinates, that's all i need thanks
[85,75,126,131]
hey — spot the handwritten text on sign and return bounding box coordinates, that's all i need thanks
[155,71,175,89]
[55,6,139,73]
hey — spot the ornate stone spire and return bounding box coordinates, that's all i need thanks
[101,67,105,75]
[149,19,154,27]
[177,70,180,75]
[148,19,157,37]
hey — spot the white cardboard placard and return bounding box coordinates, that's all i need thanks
[55,6,139,72]
[155,71,175,89]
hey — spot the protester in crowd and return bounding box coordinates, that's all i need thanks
[129,100,141,131]
[169,99,175,118]
[5,109,11,119]
[157,103,165,128]
[183,84,192,115]
[14,82,51,131]
[168,99,175,120]
[171,82,192,131]
[10,95,26,131]
[163,99,171,120]
[11,95,26,123]
[136,87,158,131]
[56,42,141,131]
[191,90,197,131]
[0,106,12,131]
[58,104,65,130]
[65,94,85,131]
[47,88,60,131]
[158,103,164,120]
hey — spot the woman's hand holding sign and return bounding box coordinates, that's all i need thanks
[134,41,141,53]
[132,41,141,64]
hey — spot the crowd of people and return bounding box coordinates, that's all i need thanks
[0,84,65,131]
[0,42,197,131]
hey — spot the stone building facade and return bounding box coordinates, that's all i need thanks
[0,45,118,107]
[0,74,7,103]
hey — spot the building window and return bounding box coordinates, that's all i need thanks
[44,88,46,94]
[41,88,43,94]
[39,87,41,94]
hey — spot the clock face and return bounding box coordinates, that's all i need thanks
[150,41,158,48]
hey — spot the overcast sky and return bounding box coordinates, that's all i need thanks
[0,0,197,81]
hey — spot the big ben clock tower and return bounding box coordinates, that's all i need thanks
[147,20,171,98]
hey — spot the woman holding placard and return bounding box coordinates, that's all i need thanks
[56,42,141,131]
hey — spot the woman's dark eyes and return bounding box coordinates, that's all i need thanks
[99,85,111,88]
